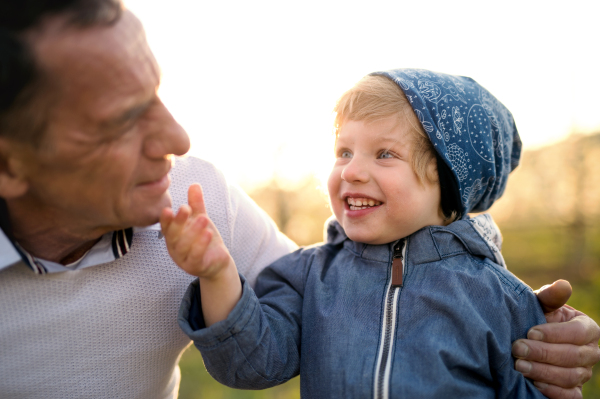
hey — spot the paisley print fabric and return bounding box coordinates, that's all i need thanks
[371,69,521,215]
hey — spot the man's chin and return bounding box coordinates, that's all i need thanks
[131,215,161,228]
[129,193,172,228]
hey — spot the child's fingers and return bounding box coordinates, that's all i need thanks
[186,230,234,276]
[171,205,192,234]
[174,204,192,224]
[179,226,214,276]
[162,204,192,245]
[160,207,174,232]
[172,216,210,262]
[190,236,230,272]
[186,228,213,263]
[188,183,207,217]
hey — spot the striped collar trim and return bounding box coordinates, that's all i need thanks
[111,228,134,259]
[13,242,48,275]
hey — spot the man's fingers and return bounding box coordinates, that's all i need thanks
[188,183,207,216]
[535,280,572,313]
[545,304,583,324]
[527,316,600,345]
[512,339,600,368]
[514,359,591,388]
[532,382,583,399]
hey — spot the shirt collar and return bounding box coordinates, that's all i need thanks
[0,198,137,274]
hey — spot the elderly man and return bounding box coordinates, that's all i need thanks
[0,1,598,398]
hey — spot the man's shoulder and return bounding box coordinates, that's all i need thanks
[171,155,219,174]
[170,156,225,189]
[169,156,231,210]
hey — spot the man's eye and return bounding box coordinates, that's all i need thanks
[378,151,394,159]
[115,119,137,134]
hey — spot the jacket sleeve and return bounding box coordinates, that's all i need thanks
[178,249,310,390]
[489,267,548,399]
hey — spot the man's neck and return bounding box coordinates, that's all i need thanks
[4,198,108,265]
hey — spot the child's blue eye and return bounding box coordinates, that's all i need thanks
[341,150,352,158]
[378,151,393,159]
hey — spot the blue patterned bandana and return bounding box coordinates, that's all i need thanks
[371,69,521,216]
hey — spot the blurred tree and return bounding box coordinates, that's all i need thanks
[248,176,332,246]
[491,132,600,281]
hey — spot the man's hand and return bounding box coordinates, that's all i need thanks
[161,184,242,327]
[160,183,233,279]
[512,280,600,399]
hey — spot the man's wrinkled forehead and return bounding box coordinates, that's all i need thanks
[27,9,160,119]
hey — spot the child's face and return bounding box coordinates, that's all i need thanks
[328,116,444,245]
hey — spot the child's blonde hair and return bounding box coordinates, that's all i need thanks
[333,75,437,184]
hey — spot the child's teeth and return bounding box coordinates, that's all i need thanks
[347,197,381,209]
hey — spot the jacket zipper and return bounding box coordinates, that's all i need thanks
[373,239,405,399]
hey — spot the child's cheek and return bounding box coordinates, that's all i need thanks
[327,168,343,221]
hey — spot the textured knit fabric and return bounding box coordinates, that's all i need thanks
[180,215,546,398]
[0,156,297,399]
[371,69,521,216]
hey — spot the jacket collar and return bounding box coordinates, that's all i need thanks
[325,213,506,268]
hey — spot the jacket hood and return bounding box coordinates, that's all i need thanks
[370,69,521,216]
[325,214,506,268]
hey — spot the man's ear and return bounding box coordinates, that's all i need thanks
[0,138,30,199]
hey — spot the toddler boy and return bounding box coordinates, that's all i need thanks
[163,69,547,398]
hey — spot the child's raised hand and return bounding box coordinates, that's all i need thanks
[160,183,234,279]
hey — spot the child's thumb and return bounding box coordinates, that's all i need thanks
[187,183,207,216]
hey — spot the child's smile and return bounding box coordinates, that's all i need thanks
[328,116,445,245]
[346,196,382,210]
[343,194,383,219]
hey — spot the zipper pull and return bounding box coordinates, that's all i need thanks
[391,240,405,287]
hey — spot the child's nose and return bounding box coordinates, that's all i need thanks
[341,158,369,183]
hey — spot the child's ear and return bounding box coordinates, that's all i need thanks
[427,159,439,183]
[0,138,30,199]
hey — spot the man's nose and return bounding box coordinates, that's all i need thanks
[143,100,190,159]
[341,157,369,183]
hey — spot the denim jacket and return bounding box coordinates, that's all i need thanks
[179,214,546,398]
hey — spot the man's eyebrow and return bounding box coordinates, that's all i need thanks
[102,99,153,128]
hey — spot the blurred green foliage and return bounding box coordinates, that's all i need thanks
[178,133,600,398]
